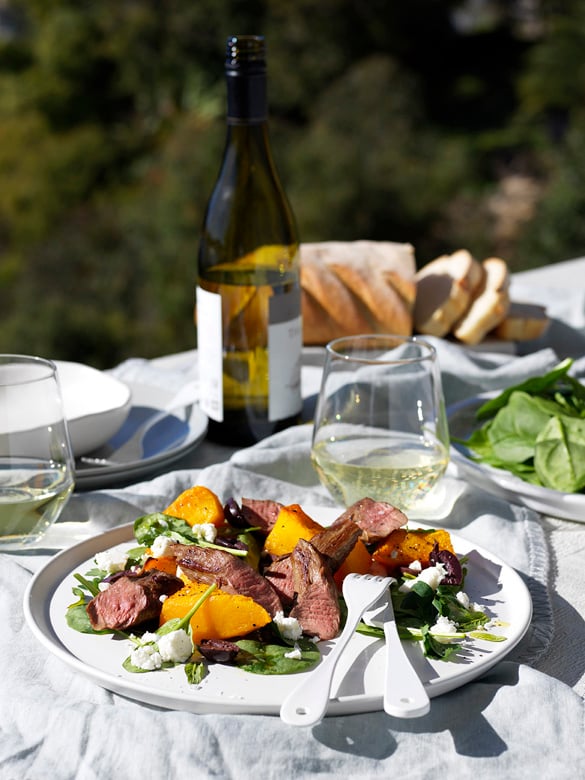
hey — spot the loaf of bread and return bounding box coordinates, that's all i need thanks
[301,241,416,345]
[300,241,549,347]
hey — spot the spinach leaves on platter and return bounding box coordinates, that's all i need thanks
[456,360,585,493]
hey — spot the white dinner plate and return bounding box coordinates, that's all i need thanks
[448,394,585,523]
[73,398,207,490]
[23,506,532,717]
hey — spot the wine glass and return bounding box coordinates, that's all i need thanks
[311,335,450,510]
[0,355,75,549]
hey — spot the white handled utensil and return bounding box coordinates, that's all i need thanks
[363,587,430,718]
[280,573,393,727]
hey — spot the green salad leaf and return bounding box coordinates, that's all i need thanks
[234,638,321,675]
[454,360,585,493]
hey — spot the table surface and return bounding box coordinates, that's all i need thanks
[3,256,585,779]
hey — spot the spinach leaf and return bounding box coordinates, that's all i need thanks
[535,415,585,492]
[476,359,573,419]
[487,392,554,463]
[133,512,198,546]
[185,661,207,684]
[235,638,320,675]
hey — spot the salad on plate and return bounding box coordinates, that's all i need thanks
[65,485,509,685]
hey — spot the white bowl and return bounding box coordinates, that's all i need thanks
[55,361,132,456]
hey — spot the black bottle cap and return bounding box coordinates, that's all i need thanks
[225,35,267,122]
[225,35,266,75]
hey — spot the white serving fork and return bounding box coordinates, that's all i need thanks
[362,580,430,718]
[280,573,393,727]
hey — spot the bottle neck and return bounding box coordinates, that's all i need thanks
[226,70,268,124]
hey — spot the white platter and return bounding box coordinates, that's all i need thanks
[73,396,207,490]
[448,394,585,523]
[56,361,132,456]
[23,506,532,717]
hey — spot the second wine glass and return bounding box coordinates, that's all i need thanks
[311,335,450,510]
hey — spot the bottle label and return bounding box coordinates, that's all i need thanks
[268,288,302,421]
[196,286,224,422]
[196,285,302,424]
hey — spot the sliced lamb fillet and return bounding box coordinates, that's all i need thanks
[263,516,360,603]
[240,498,283,534]
[169,542,282,617]
[289,539,340,640]
[263,556,295,606]
[86,570,183,631]
[334,497,407,543]
[310,517,362,572]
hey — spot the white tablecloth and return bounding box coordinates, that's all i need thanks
[2,259,585,779]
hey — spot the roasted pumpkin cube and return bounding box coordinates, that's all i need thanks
[263,504,324,557]
[159,582,271,643]
[164,485,225,528]
[334,539,373,587]
[372,528,454,575]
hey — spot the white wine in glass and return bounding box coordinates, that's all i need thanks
[0,355,75,549]
[311,335,450,510]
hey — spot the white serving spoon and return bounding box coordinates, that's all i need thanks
[363,587,430,718]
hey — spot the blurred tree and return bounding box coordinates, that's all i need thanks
[0,0,583,367]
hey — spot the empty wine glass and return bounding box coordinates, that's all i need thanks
[0,355,75,549]
[311,335,450,510]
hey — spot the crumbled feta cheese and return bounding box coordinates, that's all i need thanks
[98,582,110,592]
[273,611,303,641]
[131,644,162,671]
[398,563,447,593]
[95,548,128,575]
[284,643,303,660]
[409,559,422,572]
[157,629,193,663]
[151,535,174,558]
[190,523,217,543]
[431,615,458,635]
[159,594,168,603]
[429,615,461,644]
[456,591,470,609]
[141,632,159,643]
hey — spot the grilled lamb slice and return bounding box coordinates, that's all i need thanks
[289,539,340,640]
[334,497,407,543]
[170,543,282,617]
[241,498,283,534]
[86,570,183,631]
[310,517,362,571]
[264,516,360,603]
[263,556,295,606]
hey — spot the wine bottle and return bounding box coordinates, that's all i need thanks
[196,35,302,446]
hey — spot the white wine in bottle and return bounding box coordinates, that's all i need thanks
[196,35,302,446]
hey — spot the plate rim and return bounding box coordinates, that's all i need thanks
[447,392,585,521]
[23,505,533,717]
[74,404,208,489]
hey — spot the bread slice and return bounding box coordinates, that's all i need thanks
[491,301,550,341]
[414,250,484,337]
[453,257,510,345]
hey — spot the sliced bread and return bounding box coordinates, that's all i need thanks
[492,301,550,341]
[453,257,510,345]
[413,249,484,337]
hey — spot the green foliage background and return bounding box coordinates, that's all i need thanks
[1,0,584,368]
